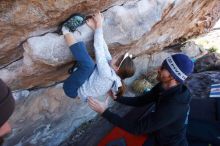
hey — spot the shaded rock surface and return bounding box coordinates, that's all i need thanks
[180,41,204,58]
[1,0,220,90]
[0,0,128,67]
[186,71,220,99]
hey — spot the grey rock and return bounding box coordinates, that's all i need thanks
[194,53,220,72]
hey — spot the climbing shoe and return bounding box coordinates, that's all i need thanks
[63,13,86,32]
[58,13,86,34]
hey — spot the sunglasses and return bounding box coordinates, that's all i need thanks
[118,52,133,68]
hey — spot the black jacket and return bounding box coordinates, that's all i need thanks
[102,83,191,146]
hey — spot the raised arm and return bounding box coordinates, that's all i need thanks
[94,28,112,77]
[103,38,112,62]
[93,12,112,77]
[87,13,112,62]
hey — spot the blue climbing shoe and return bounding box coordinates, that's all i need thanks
[57,13,86,34]
[63,13,86,32]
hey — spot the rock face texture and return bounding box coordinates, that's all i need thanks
[0,0,220,146]
[6,84,99,146]
[194,52,220,72]
[1,0,220,90]
[186,71,220,99]
[0,0,127,67]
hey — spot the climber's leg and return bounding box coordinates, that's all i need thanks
[63,35,95,98]
[62,14,95,98]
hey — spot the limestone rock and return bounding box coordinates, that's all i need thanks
[181,41,203,58]
[5,84,99,146]
[1,0,220,90]
[0,0,128,67]
[0,0,220,145]
[0,59,73,90]
[24,33,72,66]
[148,52,171,70]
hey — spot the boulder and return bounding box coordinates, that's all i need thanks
[186,71,220,99]
[194,53,220,72]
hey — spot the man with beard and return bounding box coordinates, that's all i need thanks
[88,54,194,146]
[0,79,15,145]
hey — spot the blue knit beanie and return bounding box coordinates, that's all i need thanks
[162,54,194,83]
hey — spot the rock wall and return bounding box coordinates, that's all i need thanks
[1,0,220,146]
[7,84,99,146]
[0,0,127,67]
[1,0,220,90]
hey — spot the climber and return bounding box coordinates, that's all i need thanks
[62,12,135,101]
[0,79,15,145]
[88,54,194,146]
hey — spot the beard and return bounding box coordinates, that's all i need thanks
[157,73,173,84]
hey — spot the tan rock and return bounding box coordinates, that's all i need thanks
[0,1,220,145]
[1,0,219,90]
[0,0,128,67]
[5,84,99,146]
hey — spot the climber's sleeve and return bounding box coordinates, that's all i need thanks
[103,38,112,62]
[93,28,112,77]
